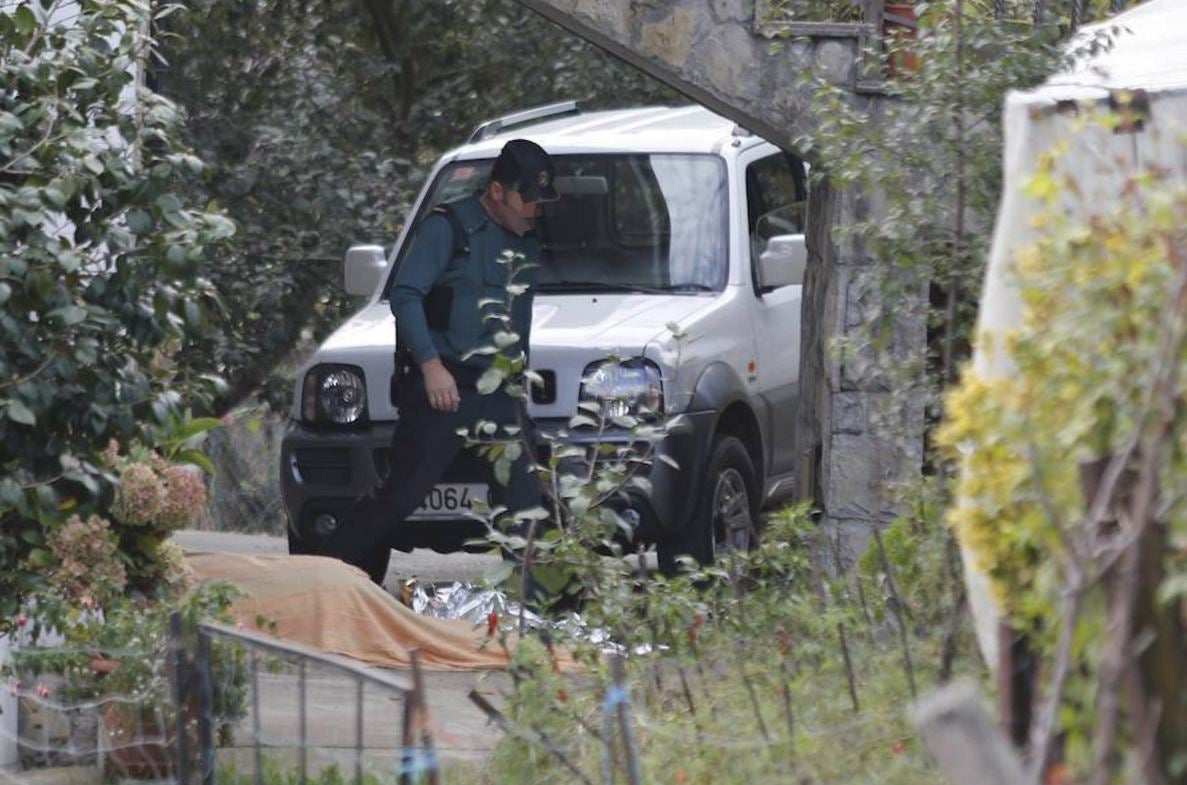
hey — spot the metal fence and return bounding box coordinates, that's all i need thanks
[169,616,439,785]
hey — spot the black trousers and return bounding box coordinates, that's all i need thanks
[324,369,539,584]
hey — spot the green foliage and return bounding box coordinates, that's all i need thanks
[857,478,953,629]
[454,247,975,784]
[939,147,1187,624]
[790,2,1123,457]
[483,505,979,785]
[6,580,245,730]
[0,0,234,622]
[156,0,676,412]
[760,0,866,24]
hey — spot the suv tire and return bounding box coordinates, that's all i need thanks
[657,434,760,573]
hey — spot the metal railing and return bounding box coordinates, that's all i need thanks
[169,614,440,785]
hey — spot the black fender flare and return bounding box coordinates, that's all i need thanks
[644,362,761,536]
[689,361,750,415]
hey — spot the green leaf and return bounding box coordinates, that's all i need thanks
[494,457,511,487]
[177,449,215,475]
[63,470,99,496]
[27,548,52,568]
[183,298,202,326]
[126,209,153,233]
[13,5,36,34]
[42,186,67,208]
[493,331,519,349]
[476,367,504,395]
[656,454,680,470]
[483,559,515,587]
[0,283,10,306]
[0,479,23,507]
[7,400,35,426]
[156,193,183,213]
[49,305,87,325]
[175,417,223,440]
[532,564,570,594]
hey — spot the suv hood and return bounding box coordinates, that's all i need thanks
[531,293,714,352]
[298,293,717,421]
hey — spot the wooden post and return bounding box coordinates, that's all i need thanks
[608,656,642,785]
[913,681,1028,785]
[409,649,440,785]
[995,622,1036,750]
[194,632,215,785]
[169,612,192,785]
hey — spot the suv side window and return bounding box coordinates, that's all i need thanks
[745,153,806,276]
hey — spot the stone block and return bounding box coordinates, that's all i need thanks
[818,517,876,573]
[814,40,856,86]
[823,432,920,522]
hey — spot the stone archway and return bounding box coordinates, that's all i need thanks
[515,0,926,555]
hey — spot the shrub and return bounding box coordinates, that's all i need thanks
[0,0,234,625]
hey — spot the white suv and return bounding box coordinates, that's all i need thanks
[281,103,807,568]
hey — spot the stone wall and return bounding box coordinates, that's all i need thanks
[514,0,864,152]
[515,0,926,547]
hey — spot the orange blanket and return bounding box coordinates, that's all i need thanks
[185,551,550,671]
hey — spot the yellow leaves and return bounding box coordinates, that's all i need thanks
[1024,169,1061,205]
[944,162,1187,624]
[1023,142,1071,206]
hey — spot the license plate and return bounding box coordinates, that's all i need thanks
[409,483,489,519]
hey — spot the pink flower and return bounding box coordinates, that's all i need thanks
[45,515,126,606]
[35,683,49,699]
[220,412,236,427]
[16,612,27,628]
[157,465,207,530]
[111,462,166,527]
[101,439,120,467]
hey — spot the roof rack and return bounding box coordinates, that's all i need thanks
[467,101,582,143]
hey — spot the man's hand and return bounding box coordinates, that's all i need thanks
[421,358,459,412]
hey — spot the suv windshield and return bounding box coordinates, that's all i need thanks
[388,154,728,295]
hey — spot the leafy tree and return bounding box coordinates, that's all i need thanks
[0,0,233,622]
[156,0,675,411]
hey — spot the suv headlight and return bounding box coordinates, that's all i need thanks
[301,365,368,425]
[579,358,664,420]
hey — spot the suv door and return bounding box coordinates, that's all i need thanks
[741,148,807,480]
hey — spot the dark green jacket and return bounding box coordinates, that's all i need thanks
[390,194,539,370]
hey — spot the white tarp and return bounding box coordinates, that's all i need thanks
[962,0,1187,669]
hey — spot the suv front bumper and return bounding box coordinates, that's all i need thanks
[280,410,717,553]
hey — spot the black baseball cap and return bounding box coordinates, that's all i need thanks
[489,139,559,203]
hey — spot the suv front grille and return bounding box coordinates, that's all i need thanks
[531,370,557,404]
[294,448,351,485]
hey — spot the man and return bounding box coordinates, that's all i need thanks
[326,139,558,584]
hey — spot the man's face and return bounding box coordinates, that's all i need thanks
[504,188,542,222]
[487,181,542,235]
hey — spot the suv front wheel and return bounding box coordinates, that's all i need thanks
[657,435,760,573]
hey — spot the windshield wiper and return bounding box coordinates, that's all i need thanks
[539,281,716,295]
[659,283,716,293]
[539,281,670,295]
